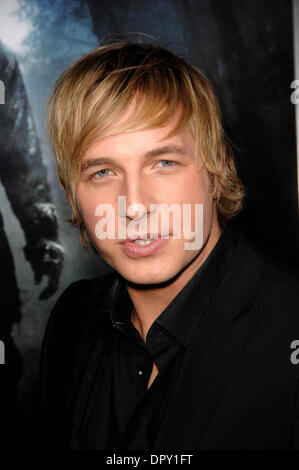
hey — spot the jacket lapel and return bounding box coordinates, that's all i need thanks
[153,233,265,449]
[68,276,119,450]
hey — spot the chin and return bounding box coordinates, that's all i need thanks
[118,264,183,286]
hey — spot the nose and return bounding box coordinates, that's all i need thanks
[126,202,147,221]
[120,175,151,221]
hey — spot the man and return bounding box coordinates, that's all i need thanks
[40,40,299,450]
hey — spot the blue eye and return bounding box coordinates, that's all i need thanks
[159,160,175,167]
[96,169,110,177]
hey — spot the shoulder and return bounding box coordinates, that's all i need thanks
[38,271,118,447]
[41,271,117,351]
[49,271,117,312]
[234,226,299,307]
[40,271,118,387]
[256,249,299,313]
[236,233,299,348]
[226,225,299,332]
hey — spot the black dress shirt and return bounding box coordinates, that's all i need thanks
[76,223,240,450]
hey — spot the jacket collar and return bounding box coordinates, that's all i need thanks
[152,227,266,449]
[156,221,240,347]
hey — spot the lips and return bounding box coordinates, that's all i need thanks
[121,233,168,243]
[121,235,169,257]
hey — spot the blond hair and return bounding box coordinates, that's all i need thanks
[47,40,245,247]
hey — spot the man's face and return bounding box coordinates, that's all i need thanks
[76,112,219,285]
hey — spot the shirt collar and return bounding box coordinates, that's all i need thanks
[100,220,240,348]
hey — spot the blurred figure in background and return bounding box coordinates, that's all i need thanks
[0,40,64,447]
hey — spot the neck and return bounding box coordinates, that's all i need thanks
[127,214,222,342]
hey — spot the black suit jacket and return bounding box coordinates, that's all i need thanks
[39,226,299,449]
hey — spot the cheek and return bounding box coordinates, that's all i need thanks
[179,172,214,237]
[76,186,121,247]
[76,187,99,231]
[176,171,212,208]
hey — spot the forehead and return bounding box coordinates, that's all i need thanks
[81,98,194,160]
[81,120,195,163]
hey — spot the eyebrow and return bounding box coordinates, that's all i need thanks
[81,145,189,172]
